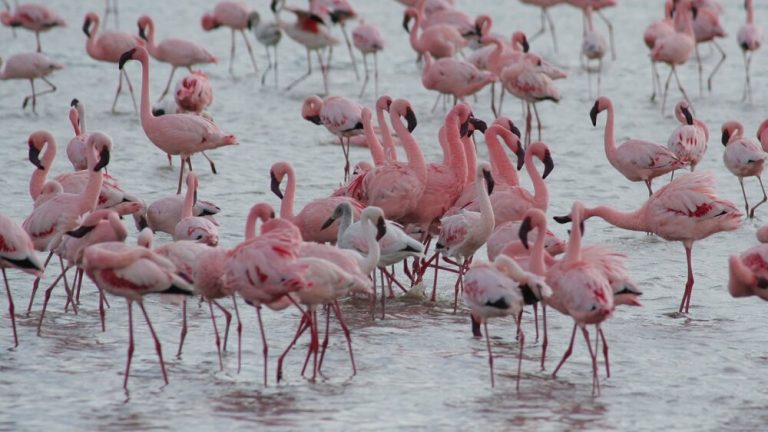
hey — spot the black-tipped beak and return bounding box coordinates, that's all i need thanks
[522,36,530,53]
[29,143,44,170]
[579,221,586,236]
[691,6,697,19]
[94,147,110,171]
[270,171,284,199]
[118,48,136,70]
[515,146,525,171]
[722,129,730,146]
[519,216,533,249]
[82,18,91,37]
[475,23,482,37]
[509,120,521,139]
[682,105,693,125]
[304,114,322,125]
[402,15,411,32]
[320,216,336,230]
[66,224,96,238]
[310,13,325,24]
[469,117,487,133]
[70,98,79,107]
[590,101,599,126]
[542,150,554,179]
[138,24,147,41]
[270,0,278,13]
[137,215,149,231]
[405,108,418,133]
[459,120,469,138]
[376,217,387,241]
[553,215,571,224]
[482,169,494,195]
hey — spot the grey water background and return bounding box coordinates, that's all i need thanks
[1,0,768,430]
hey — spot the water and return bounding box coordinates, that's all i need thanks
[2,0,768,430]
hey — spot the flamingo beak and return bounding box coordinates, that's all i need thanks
[138,24,147,41]
[118,48,136,70]
[459,120,469,138]
[509,121,521,139]
[320,216,336,230]
[590,101,599,126]
[522,36,530,53]
[405,108,418,133]
[82,18,91,37]
[310,13,325,25]
[270,0,279,13]
[270,171,284,199]
[515,145,525,171]
[721,129,730,146]
[66,224,96,238]
[469,117,487,133]
[402,14,411,32]
[682,105,694,125]
[376,217,387,241]
[542,150,554,179]
[482,169,495,195]
[94,147,110,171]
[553,215,571,224]
[28,143,44,170]
[304,114,322,125]
[519,216,533,249]
[70,98,79,108]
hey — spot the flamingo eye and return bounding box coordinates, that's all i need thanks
[590,305,597,311]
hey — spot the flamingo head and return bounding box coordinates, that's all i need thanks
[82,12,99,37]
[479,163,494,195]
[137,15,151,41]
[589,96,611,126]
[721,121,743,146]
[402,8,417,32]
[511,31,529,53]
[201,13,220,31]
[375,95,393,112]
[269,162,290,200]
[301,96,323,125]
[247,11,261,30]
[118,48,137,70]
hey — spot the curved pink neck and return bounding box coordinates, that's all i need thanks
[563,210,582,264]
[29,135,56,200]
[462,135,477,183]
[136,51,158,140]
[181,177,196,218]
[69,108,81,136]
[79,142,104,215]
[485,128,518,186]
[363,112,385,165]
[245,208,261,240]
[602,101,617,163]
[525,148,549,212]
[694,118,709,141]
[445,118,467,184]
[85,18,101,58]
[438,127,450,165]
[487,37,505,74]
[409,13,424,53]
[588,205,648,233]
[530,220,547,276]
[390,108,427,183]
[375,105,396,162]
[143,20,160,58]
[280,166,297,220]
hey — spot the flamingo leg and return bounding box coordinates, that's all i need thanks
[339,136,350,182]
[533,103,542,142]
[240,29,259,74]
[123,70,138,113]
[707,40,726,92]
[277,312,309,383]
[177,156,186,195]
[541,304,548,370]
[552,322,577,378]
[256,305,269,386]
[671,65,691,110]
[660,66,674,115]
[98,286,107,332]
[261,45,273,86]
[231,295,242,373]
[517,325,525,392]
[679,242,695,314]
[36,265,72,336]
[596,10,614,60]
[208,300,223,371]
[373,51,379,98]
[228,29,236,75]
[650,60,660,102]
[158,66,178,101]
[750,176,768,218]
[138,301,169,386]
[111,69,124,113]
[742,50,753,102]
[581,326,599,395]
[339,22,359,80]
[286,48,312,91]
[212,299,232,352]
[598,325,610,378]
[35,31,41,53]
[332,301,356,376]
[695,43,703,96]
[529,8,547,43]
[316,305,332,374]
[739,177,750,217]
[27,251,53,315]
[533,302,539,341]
[273,45,280,87]
[3,269,18,347]
[175,297,187,358]
[318,48,330,95]
[200,151,218,175]
[358,53,369,98]
[484,322,495,387]
[123,300,135,389]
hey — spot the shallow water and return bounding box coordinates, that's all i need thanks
[2,0,768,430]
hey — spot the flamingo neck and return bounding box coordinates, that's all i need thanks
[280,166,297,220]
[446,117,467,185]
[78,105,87,134]
[488,38,504,74]
[486,130,518,186]
[144,21,159,57]
[390,109,427,184]
[376,106,396,162]
[603,102,617,163]
[476,174,495,236]
[530,221,547,276]
[364,113,385,165]
[588,205,649,233]
[563,213,583,264]
[85,19,101,58]
[80,149,104,215]
[359,213,381,274]
[181,179,195,219]
[462,135,477,184]
[525,149,549,212]
[694,118,709,141]
[409,14,423,53]
[438,127,450,166]
[137,52,156,137]
[244,207,260,241]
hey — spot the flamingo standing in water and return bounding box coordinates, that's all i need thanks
[0,52,63,114]
[421,53,496,109]
[82,241,194,389]
[519,0,564,53]
[590,96,684,196]
[302,95,364,181]
[651,0,695,114]
[565,0,617,59]
[402,7,467,60]
[251,12,282,86]
[558,171,742,314]
[692,1,727,93]
[644,0,674,102]
[173,172,219,246]
[66,99,91,171]
[201,1,259,75]
[118,46,238,194]
[737,0,763,102]
[83,12,144,113]
[269,161,363,243]
[137,15,218,101]
[667,100,709,172]
[581,5,608,96]
[174,71,214,115]
[721,121,767,218]
[0,2,65,52]
[352,19,384,98]
[143,194,219,236]
[0,213,44,347]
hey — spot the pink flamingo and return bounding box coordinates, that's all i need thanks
[144,194,220,235]
[66,99,90,171]
[519,0,565,53]
[0,2,65,52]
[545,201,614,395]
[251,12,282,86]
[667,100,709,172]
[137,15,217,100]
[563,172,742,314]
[0,52,63,114]
[581,5,608,95]
[737,0,763,102]
[352,19,384,97]
[464,255,548,388]
[270,161,363,243]
[273,0,338,94]
[302,95,364,181]
[402,7,467,60]
[174,172,219,246]
[310,0,360,80]
[421,53,496,108]
[83,12,143,113]
[363,99,428,222]
[436,163,495,310]
[565,0,617,59]
[651,0,695,114]
[418,0,473,34]
[486,220,565,262]
[361,106,386,166]
[375,95,398,162]
[174,70,213,114]
[722,121,767,218]
[591,96,685,196]
[119,46,238,194]
[692,1,727,93]
[644,0,674,101]
[201,1,259,75]
[0,213,44,347]
[82,241,194,389]
[729,242,768,302]
[474,33,531,117]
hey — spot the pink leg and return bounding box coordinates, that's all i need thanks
[27,251,53,315]
[176,297,188,358]
[598,325,610,378]
[277,312,309,383]
[231,295,242,373]
[541,304,548,370]
[208,300,223,371]
[37,267,70,336]
[316,304,332,374]
[310,310,320,382]
[58,257,77,315]
[332,301,356,376]
[3,269,18,347]
[679,244,694,313]
[212,299,232,352]
[533,303,540,342]
[301,309,319,378]
[581,326,599,395]
[484,322,495,387]
[177,156,186,195]
[552,323,577,378]
[517,326,525,392]
[382,267,408,294]
[123,300,135,389]
[98,287,107,332]
[74,268,83,305]
[138,301,169,386]
[256,306,269,386]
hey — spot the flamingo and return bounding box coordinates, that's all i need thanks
[143,195,219,236]
[692,1,727,93]
[103,0,118,29]
[0,213,44,347]
[486,220,566,262]
[436,163,495,310]
[651,0,695,114]
[173,172,219,246]
[352,19,384,98]
[545,201,615,395]
[251,13,282,86]
[728,242,768,302]
[644,0,674,101]
[201,1,259,76]
[475,33,531,117]
[722,121,767,218]
[66,99,91,171]
[519,0,564,53]
[272,0,338,94]
[269,161,363,243]
[82,12,144,113]
[0,2,65,52]
[558,171,742,314]
[667,100,709,172]
[82,241,194,389]
[119,46,238,194]
[418,0,474,36]
[565,0,617,59]
[302,95,364,181]
[737,0,763,102]
[463,255,549,389]
[581,5,608,96]
[137,15,218,101]
[0,52,63,114]
[402,7,467,60]
[590,96,685,196]
[174,70,213,114]
[421,53,496,108]
[310,0,360,80]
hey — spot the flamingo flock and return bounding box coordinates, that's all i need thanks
[3,0,768,409]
